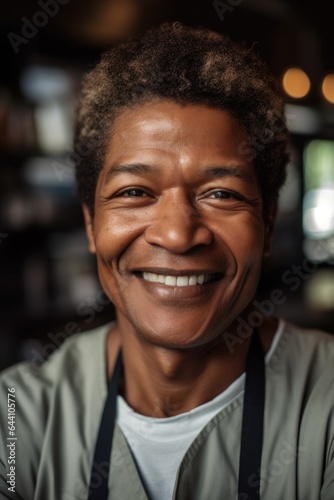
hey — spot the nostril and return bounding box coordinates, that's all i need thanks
[144,216,213,251]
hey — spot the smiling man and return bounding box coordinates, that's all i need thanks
[1,22,334,500]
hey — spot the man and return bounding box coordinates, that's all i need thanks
[1,22,334,500]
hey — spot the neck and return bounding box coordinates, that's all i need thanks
[107,316,277,418]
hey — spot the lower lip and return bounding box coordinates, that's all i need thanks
[134,274,222,302]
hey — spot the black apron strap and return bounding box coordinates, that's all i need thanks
[238,328,265,500]
[88,349,122,500]
[88,329,265,500]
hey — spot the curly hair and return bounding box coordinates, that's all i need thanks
[74,22,289,216]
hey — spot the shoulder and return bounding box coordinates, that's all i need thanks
[0,322,110,392]
[0,322,112,497]
[0,322,111,435]
[270,320,334,373]
[268,320,334,420]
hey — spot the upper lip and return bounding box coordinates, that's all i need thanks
[132,268,223,276]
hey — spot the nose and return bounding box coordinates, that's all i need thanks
[144,193,214,254]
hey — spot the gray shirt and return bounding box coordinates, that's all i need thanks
[0,321,334,499]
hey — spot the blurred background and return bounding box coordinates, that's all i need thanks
[1,0,334,370]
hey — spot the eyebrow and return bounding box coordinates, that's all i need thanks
[204,166,253,182]
[104,163,253,184]
[104,163,158,184]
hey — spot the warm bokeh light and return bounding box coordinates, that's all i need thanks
[305,269,334,310]
[282,68,311,99]
[322,74,334,104]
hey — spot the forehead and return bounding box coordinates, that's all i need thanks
[106,100,249,158]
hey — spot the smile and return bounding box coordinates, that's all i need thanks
[140,272,222,287]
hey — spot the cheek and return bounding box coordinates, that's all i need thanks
[215,216,265,269]
[238,238,265,284]
[93,215,132,310]
[238,226,265,264]
[94,211,142,262]
[92,213,147,311]
[218,219,265,318]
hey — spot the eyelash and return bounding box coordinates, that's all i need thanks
[117,188,148,197]
[208,190,244,201]
[115,188,247,202]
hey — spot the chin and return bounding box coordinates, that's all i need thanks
[129,313,222,350]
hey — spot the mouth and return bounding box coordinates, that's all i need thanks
[134,271,223,287]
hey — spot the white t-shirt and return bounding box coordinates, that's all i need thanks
[116,321,284,500]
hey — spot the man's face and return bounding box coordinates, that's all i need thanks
[84,100,274,348]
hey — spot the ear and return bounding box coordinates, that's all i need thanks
[263,202,278,257]
[82,204,96,254]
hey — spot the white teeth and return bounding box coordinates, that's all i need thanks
[165,276,176,286]
[189,275,197,285]
[176,276,188,287]
[142,272,210,286]
[148,272,158,282]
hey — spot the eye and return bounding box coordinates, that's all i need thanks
[208,190,244,200]
[117,188,148,197]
